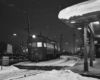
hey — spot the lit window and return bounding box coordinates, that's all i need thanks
[47,43,54,49]
[32,42,36,47]
[50,44,54,49]
[23,50,25,53]
[55,46,57,49]
[29,43,32,47]
[26,49,28,52]
[44,43,47,47]
[58,47,60,51]
[37,42,42,47]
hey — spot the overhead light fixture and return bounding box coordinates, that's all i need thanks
[95,35,100,37]
[13,33,17,36]
[77,27,82,30]
[93,21,99,25]
[70,21,75,23]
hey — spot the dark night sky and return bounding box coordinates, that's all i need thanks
[0,0,87,52]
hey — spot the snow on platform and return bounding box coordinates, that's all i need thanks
[67,58,100,77]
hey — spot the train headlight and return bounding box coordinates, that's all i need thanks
[32,35,36,38]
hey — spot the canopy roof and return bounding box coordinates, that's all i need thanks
[58,0,100,25]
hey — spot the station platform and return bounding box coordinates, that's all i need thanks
[66,58,100,78]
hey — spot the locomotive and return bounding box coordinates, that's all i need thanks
[27,35,60,62]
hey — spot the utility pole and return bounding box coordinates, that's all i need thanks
[24,11,32,44]
[26,0,32,46]
[27,11,31,38]
[90,31,93,66]
[27,0,31,38]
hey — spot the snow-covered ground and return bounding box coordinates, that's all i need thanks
[14,69,99,80]
[0,65,20,74]
[0,66,45,80]
[0,56,98,80]
[0,66,99,80]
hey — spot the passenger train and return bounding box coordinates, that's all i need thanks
[27,35,60,62]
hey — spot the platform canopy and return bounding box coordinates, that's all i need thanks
[58,0,100,27]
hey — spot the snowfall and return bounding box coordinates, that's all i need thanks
[0,65,99,80]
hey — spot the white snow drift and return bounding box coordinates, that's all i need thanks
[4,69,99,80]
[0,66,99,80]
[0,66,20,74]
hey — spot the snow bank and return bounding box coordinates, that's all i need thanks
[9,69,99,80]
[0,66,20,74]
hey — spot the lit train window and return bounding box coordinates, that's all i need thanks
[23,50,26,53]
[28,43,32,47]
[55,46,57,49]
[44,43,47,47]
[37,42,42,47]
[32,42,36,47]
[26,49,28,52]
[47,43,54,49]
[58,47,60,51]
[51,44,54,49]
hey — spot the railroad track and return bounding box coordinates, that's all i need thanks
[14,56,78,70]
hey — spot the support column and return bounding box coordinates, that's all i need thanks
[89,23,95,61]
[92,39,95,61]
[84,25,89,71]
[60,34,62,54]
[90,32,93,66]
[73,30,76,55]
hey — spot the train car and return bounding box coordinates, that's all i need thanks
[27,35,60,62]
[46,39,60,59]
